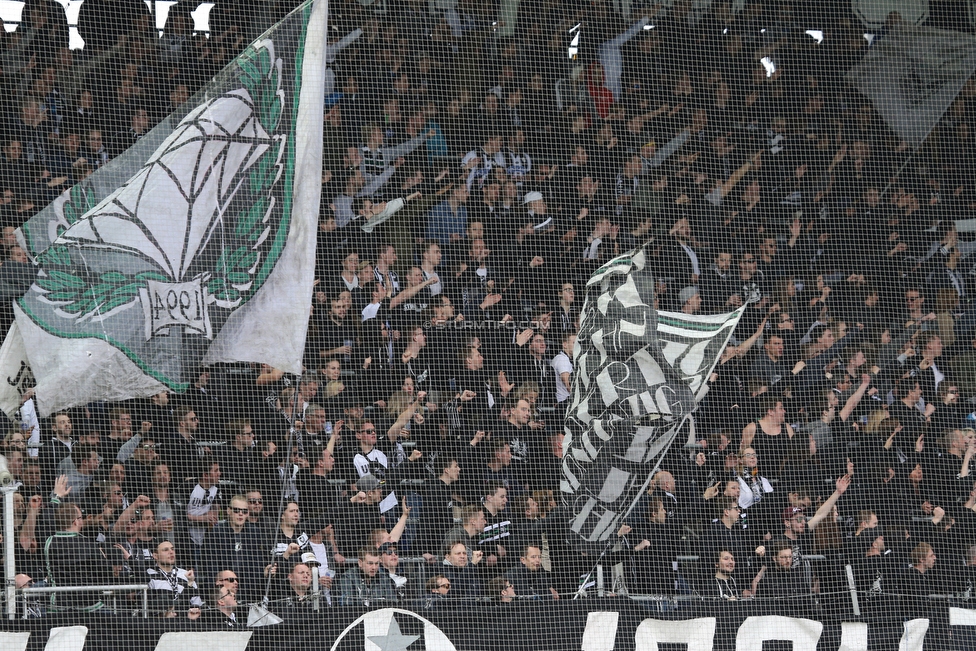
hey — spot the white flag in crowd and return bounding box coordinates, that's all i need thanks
[0,0,327,417]
[847,23,976,147]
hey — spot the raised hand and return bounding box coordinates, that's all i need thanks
[53,475,72,499]
[835,474,852,495]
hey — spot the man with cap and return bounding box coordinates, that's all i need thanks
[516,191,558,307]
[678,286,701,314]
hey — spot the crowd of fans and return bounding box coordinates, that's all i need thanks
[2,0,976,630]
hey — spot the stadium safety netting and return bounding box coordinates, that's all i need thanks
[2,0,976,649]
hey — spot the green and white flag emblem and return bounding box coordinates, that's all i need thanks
[0,0,327,417]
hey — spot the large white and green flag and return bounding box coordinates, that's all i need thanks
[0,0,327,418]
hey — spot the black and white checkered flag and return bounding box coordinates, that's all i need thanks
[562,248,744,552]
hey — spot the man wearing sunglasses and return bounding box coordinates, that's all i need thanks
[215,570,240,597]
[378,542,410,600]
[427,574,452,598]
[246,490,271,529]
[200,494,263,601]
[203,585,240,627]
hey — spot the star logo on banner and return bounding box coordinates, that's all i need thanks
[368,617,420,651]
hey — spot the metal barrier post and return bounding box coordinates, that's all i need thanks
[3,482,22,620]
[311,566,321,612]
[845,564,861,617]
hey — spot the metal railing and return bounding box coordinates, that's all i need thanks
[17,584,150,619]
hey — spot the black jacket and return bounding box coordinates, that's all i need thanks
[43,531,116,611]
[199,521,265,600]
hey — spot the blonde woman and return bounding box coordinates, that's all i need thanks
[863,409,889,435]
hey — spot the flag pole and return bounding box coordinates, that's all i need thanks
[572,415,689,600]
[2,472,21,619]
[259,373,305,605]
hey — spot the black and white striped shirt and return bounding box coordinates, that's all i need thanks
[146,565,202,612]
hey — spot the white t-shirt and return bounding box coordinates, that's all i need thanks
[353,448,398,513]
[552,351,573,403]
[186,484,218,546]
[308,540,333,605]
[353,448,389,477]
